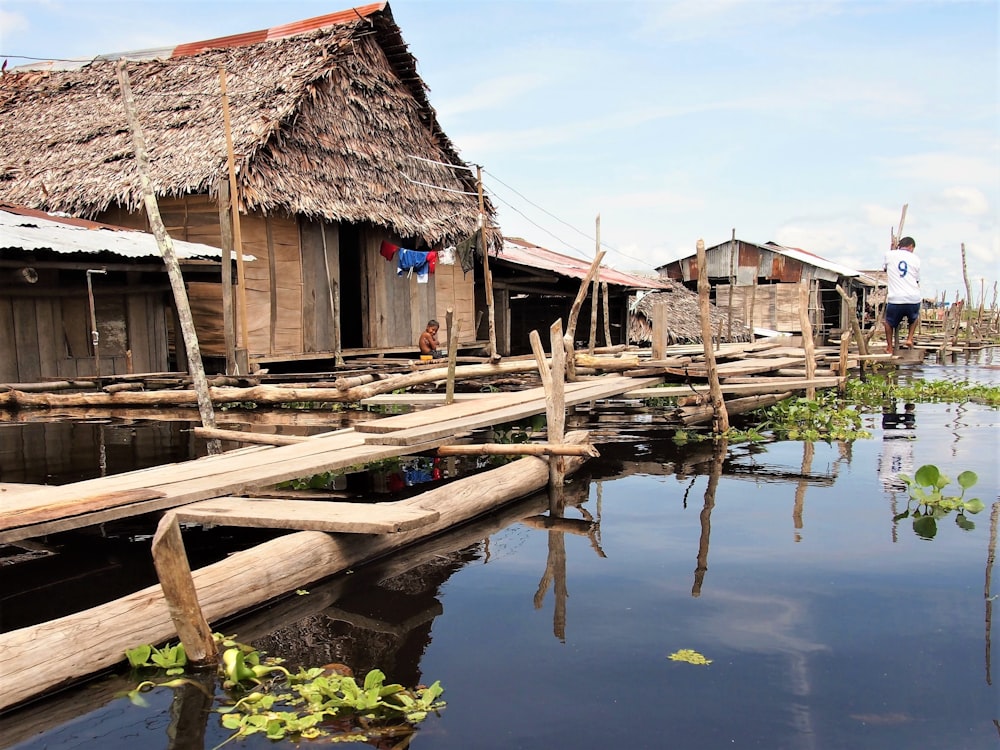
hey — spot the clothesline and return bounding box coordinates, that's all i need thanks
[397,170,479,196]
[405,153,475,173]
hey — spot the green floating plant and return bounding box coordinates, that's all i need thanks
[123,634,446,747]
[668,649,712,666]
[897,464,984,538]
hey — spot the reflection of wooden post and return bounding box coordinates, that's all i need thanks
[799,283,816,400]
[697,239,729,433]
[692,440,725,597]
[793,441,814,543]
[445,308,459,405]
[168,673,216,750]
[984,501,998,686]
[151,513,217,664]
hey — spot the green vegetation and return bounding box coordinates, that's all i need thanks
[123,634,445,747]
[846,375,1000,408]
[897,464,985,539]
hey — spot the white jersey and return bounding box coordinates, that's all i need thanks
[883,249,921,304]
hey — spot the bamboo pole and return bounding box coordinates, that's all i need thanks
[696,239,729,433]
[219,67,250,370]
[476,166,499,361]
[117,62,220,455]
[436,443,598,458]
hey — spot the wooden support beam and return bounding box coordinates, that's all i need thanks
[696,239,729,433]
[435,443,599,458]
[445,308,459,405]
[798,283,816,400]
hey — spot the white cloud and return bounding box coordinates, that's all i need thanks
[937,186,991,216]
[880,152,999,187]
[0,10,29,48]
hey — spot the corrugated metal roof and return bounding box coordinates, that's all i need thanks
[12,2,387,72]
[0,204,236,261]
[500,238,669,290]
[762,242,859,278]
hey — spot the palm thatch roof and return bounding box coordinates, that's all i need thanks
[0,3,491,245]
[629,283,753,345]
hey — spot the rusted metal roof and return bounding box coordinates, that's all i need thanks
[0,203,241,261]
[500,237,669,290]
[12,2,387,71]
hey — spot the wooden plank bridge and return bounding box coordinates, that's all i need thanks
[0,375,662,544]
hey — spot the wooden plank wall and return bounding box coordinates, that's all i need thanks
[435,262,476,344]
[299,221,339,353]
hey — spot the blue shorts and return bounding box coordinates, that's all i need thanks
[885,303,920,329]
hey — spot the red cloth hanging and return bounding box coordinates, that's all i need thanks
[380,240,399,260]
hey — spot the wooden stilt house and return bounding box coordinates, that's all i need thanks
[656,239,870,338]
[491,238,669,355]
[0,2,493,373]
[0,204,234,381]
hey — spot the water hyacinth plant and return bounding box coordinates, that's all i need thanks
[896,464,985,538]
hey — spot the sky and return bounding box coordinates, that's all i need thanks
[1,0,998,300]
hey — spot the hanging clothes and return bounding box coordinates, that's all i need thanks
[380,240,400,261]
[454,233,477,276]
[397,248,429,283]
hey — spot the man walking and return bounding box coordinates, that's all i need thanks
[882,236,921,354]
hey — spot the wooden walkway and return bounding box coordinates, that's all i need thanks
[0,375,661,544]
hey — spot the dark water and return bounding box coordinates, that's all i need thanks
[1,354,998,750]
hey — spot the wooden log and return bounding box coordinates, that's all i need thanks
[679,391,793,426]
[192,427,308,446]
[435,443,599,458]
[0,431,594,712]
[573,354,641,370]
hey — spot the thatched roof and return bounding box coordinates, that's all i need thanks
[0,3,491,245]
[629,284,753,345]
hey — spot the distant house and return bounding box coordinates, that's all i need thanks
[0,204,233,382]
[490,238,669,355]
[628,284,753,346]
[656,239,873,337]
[0,2,494,372]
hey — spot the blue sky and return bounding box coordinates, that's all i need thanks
[2,0,997,300]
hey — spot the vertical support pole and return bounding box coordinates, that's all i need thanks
[445,307,459,405]
[86,268,107,378]
[216,179,237,376]
[697,239,729,433]
[564,250,606,381]
[837,328,851,395]
[651,302,667,361]
[589,215,600,354]
[799,283,816,399]
[476,166,499,362]
[602,281,611,347]
[529,320,565,511]
[220,67,250,371]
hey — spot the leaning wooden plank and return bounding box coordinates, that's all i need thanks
[174,497,440,533]
[192,427,308,446]
[0,431,594,712]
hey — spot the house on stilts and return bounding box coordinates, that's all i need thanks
[656,239,874,340]
[491,238,669,355]
[0,2,495,376]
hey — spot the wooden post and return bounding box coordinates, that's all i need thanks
[117,62,221,455]
[798,283,816,400]
[961,242,973,344]
[589,215,600,354]
[151,512,217,664]
[696,239,729,433]
[727,229,735,341]
[651,301,667,360]
[529,320,566,504]
[220,67,250,371]
[86,268,106,378]
[476,166,500,361]
[602,281,611,346]
[445,308,459,405]
[216,179,237,376]
[837,328,851,394]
